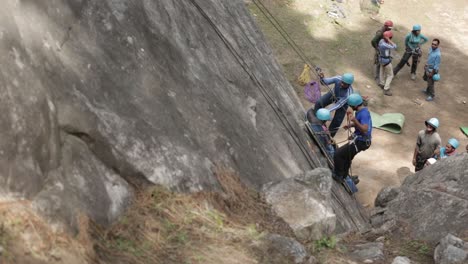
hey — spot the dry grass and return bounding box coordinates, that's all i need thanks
[90,167,292,264]
[0,168,294,264]
[0,201,88,264]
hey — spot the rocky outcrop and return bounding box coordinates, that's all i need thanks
[0,0,367,231]
[264,168,370,240]
[371,154,468,243]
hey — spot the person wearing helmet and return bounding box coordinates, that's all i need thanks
[333,93,372,182]
[412,118,441,171]
[371,20,393,82]
[314,72,354,138]
[393,24,429,80]
[378,31,397,96]
[422,39,441,101]
[306,108,336,157]
[433,138,459,160]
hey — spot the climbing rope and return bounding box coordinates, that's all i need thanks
[188,0,322,168]
[346,113,354,182]
[251,0,337,101]
[189,1,366,226]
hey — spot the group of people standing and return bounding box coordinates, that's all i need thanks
[372,21,441,101]
[306,20,461,185]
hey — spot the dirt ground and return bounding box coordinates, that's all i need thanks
[249,0,468,207]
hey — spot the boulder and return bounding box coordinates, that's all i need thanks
[433,234,468,264]
[391,256,411,264]
[263,168,336,241]
[374,186,400,207]
[263,168,370,240]
[371,154,468,243]
[251,233,309,264]
[351,242,384,262]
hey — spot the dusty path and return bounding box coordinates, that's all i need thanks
[250,0,468,206]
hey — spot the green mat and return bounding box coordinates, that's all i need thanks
[370,111,405,134]
[461,127,468,137]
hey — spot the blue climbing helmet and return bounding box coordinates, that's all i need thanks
[448,138,459,149]
[432,74,440,81]
[425,117,439,129]
[347,93,363,107]
[316,108,331,121]
[342,73,354,85]
[413,24,422,31]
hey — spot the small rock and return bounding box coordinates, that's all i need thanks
[306,255,317,264]
[351,242,384,262]
[375,236,385,242]
[251,233,308,264]
[434,234,468,264]
[392,256,411,264]
[50,248,63,261]
[374,186,400,208]
[0,245,4,255]
[364,260,373,263]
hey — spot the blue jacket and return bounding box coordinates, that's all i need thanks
[321,76,354,112]
[426,47,441,73]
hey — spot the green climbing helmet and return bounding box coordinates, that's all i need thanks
[413,24,422,31]
[448,138,459,149]
[432,74,440,81]
[347,93,363,107]
[316,108,331,121]
[425,117,439,129]
[342,73,354,85]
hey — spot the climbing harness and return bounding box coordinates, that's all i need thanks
[304,115,357,195]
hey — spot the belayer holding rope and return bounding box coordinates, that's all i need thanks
[314,72,355,137]
[333,94,372,182]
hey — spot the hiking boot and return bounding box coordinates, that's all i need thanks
[426,96,434,101]
[411,73,416,80]
[378,84,385,89]
[350,175,359,185]
[384,90,392,96]
[332,173,344,182]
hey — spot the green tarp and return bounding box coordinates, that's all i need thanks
[461,127,468,137]
[370,111,405,134]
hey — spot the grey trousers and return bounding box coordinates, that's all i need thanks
[423,71,436,97]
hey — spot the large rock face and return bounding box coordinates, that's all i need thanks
[0,0,367,231]
[371,154,468,243]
